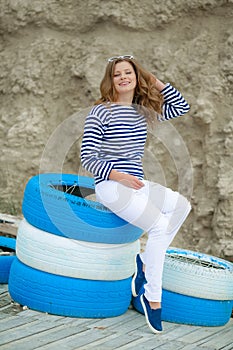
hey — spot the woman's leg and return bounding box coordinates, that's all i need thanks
[95,180,191,303]
[140,183,191,302]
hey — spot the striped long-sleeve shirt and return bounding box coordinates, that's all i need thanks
[81,83,190,185]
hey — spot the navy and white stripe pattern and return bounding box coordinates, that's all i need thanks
[158,83,190,121]
[81,83,190,185]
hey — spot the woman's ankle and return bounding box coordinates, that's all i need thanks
[149,301,161,310]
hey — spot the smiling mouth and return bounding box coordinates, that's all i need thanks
[119,82,130,86]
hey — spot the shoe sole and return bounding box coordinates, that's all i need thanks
[131,256,138,297]
[140,294,163,334]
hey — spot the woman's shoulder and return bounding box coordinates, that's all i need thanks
[88,103,112,124]
[90,103,111,114]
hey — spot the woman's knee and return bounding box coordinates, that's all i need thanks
[148,215,170,235]
[179,193,192,213]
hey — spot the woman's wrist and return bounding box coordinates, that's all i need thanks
[109,170,144,189]
[109,169,123,182]
[154,78,166,92]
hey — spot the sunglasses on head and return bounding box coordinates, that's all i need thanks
[107,55,134,62]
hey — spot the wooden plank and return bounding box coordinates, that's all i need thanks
[197,327,233,349]
[180,344,213,350]
[80,332,125,350]
[134,338,193,350]
[0,323,89,350]
[0,319,51,346]
[33,327,116,350]
[17,311,65,322]
[15,309,52,318]
[72,312,146,349]
[0,284,8,293]
[0,293,10,308]
[38,313,143,350]
[128,319,233,349]
[222,343,233,350]
[0,284,21,318]
[158,323,200,341]
[0,213,21,237]
[128,321,178,339]
[0,292,26,316]
[105,314,145,333]
[100,335,181,350]
[0,314,39,332]
[88,309,138,328]
[180,321,233,345]
[0,287,232,350]
[84,333,143,350]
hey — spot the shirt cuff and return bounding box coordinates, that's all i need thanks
[160,83,172,95]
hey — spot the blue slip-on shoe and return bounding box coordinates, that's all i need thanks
[131,254,146,297]
[140,294,163,334]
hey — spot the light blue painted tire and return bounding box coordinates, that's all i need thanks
[9,258,132,318]
[163,247,233,300]
[16,219,140,280]
[0,237,16,283]
[132,285,232,327]
[22,173,143,244]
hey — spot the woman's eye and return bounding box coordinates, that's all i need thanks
[114,71,132,77]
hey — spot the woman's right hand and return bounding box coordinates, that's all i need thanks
[109,170,144,190]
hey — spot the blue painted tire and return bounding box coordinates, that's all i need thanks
[163,247,233,300]
[0,237,16,283]
[132,285,232,327]
[8,258,132,318]
[22,173,143,244]
[16,219,140,280]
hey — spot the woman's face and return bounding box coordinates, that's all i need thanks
[113,61,137,100]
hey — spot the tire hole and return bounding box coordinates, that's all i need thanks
[168,254,226,270]
[49,184,95,198]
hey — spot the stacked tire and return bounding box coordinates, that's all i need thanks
[8,173,143,318]
[0,236,16,284]
[133,247,233,326]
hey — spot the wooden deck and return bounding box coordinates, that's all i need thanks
[0,284,232,350]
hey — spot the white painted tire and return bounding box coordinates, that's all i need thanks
[163,247,233,300]
[16,219,140,281]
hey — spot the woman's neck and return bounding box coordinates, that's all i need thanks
[116,92,134,105]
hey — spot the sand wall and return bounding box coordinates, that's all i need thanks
[0,0,232,260]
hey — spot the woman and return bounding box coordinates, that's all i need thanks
[81,55,191,334]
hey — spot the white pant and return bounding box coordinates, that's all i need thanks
[95,180,191,302]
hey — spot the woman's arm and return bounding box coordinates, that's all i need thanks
[81,112,114,180]
[152,75,190,121]
[160,83,190,121]
[154,78,166,92]
[109,169,144,189]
